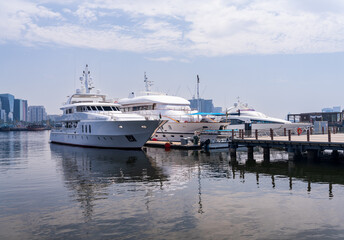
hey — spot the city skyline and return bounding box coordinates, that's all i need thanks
[1,1,344,118]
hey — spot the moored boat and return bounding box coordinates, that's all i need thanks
[49,65,164,149]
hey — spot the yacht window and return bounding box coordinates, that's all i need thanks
[82,125,84,132]
[103,106,112,111]
[87,106,92,111]
[91,106,97,111]
[96,106,103,111]
[85,125,87,133]
[230,119,245,125]
[89,125,91,133]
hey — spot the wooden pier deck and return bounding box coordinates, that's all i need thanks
[230,132,344,160]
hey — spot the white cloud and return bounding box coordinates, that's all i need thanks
[145,56,175,62]
[2,0,344,56]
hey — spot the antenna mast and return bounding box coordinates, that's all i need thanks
[80,64,93,93]
[197,75,201,112]
[144,72,153,92]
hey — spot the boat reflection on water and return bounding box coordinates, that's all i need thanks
[50,144,344,223]
[145,147,344,199]
[50,144,168,220]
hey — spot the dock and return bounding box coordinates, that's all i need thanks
[230,129,344,161]
[145,128,344,161]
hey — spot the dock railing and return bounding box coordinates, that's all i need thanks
[231,126,342,143]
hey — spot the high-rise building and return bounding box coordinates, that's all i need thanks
[0,109,6,123]
[28,106,47,123]
[0,93,15,122]
[189,98,214,113]
[14,99,28,122]
[0,98,5,123]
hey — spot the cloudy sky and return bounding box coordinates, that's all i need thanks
[1,0,344,118]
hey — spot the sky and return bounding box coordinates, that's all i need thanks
[1,0,344,118]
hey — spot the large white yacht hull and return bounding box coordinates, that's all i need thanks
[152,121,228,141]
[50,120,162,149]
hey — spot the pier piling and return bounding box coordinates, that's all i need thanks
[263,147,270,161]
[229,145,237,160]
[247,146,254,160]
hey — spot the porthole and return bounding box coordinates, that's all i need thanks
[118,125,123,128]
[171,135,174,137]
[180,135,183,137]
[141,125,147,128]
[163,135,166,137]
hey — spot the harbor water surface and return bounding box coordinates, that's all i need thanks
[1,131,344,239]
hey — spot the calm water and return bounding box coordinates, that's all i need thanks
[1,131,344,239]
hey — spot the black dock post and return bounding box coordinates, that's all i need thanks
[229,144,237,160]
[270,129,273,140]
[263,147,270,161]
[247,146,254,160]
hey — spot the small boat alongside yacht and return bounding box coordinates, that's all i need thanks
[49,65,164,149]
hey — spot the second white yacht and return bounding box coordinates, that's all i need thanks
[119,74,228,141]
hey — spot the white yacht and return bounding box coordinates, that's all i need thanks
[50,65,164,149]
[119,74,228,141]
[223,100,311,133]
